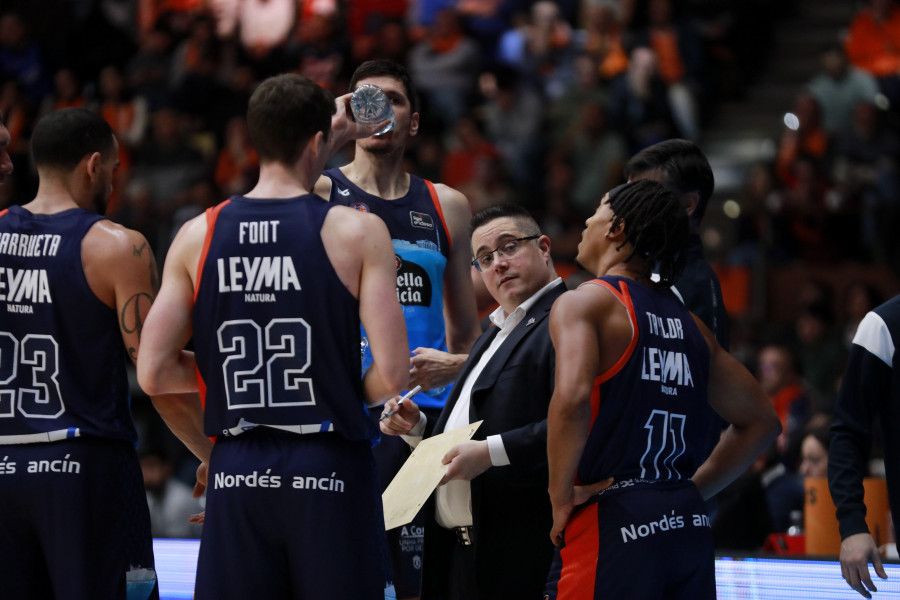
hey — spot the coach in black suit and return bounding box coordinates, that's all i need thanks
[380,204,565,600]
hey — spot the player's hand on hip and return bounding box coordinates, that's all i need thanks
[550,500,574,548]
[409,347,465,390]
[840,532,888,598]
[439,440,491,485]
[572,477,614,505]
[189,511,205,525]
[379,396,421,436]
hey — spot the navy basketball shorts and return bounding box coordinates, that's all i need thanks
[0,437,158,600]
[556,481,715,600]
[369,406,440,599]
[195,429,390,600]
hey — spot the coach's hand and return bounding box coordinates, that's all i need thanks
[440,441,491,485]
[840,532,888,598]
[379,396,422,436]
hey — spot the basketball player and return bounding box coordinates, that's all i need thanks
[315,59,480,598]
[547,180,780,599]
[138,74,409,599]
[0,108,160,599]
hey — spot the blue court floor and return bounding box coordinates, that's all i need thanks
[153,538,900,599]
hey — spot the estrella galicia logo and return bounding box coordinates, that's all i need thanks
[395,256,431,307]
[410,211,434,231]
[351,202,370,213]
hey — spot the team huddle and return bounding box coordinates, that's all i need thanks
[0,60,783,600]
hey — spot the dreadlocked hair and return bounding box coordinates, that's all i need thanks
[607,179,689,288]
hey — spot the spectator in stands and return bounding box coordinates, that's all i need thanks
[127,26,174,111]
[496,1,578,100]
[775,92,829,187]
[799,419,832,479]
[757,343,812,471]
[0,12,52,103]
[477,65,544,197]
[840,282,883,348]
[844,0,900,112]
[545,53,607,145]
[792,300,847,413]
[440,113,502,190]
[39,68,86,117]
[580,1,629,82]
[133,106,207,248]
[606,46,680,154]
[214,115,258,197]
[408,7,482,133]
[830,100,900,265]
[285,13,347,94]
[98,64,150,149]
[547,98,627,216]
[807,43,880,136]
[632,0,706,140]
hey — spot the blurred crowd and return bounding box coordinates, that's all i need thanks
[3,0,900,549]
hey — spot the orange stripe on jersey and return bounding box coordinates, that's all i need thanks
[557,505,600,600]
[581,279,640,385]
[195,367,217,442]
[193,200,230,303]
[424,180,451,251]
[0,209,8,219]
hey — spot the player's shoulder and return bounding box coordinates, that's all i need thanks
[83,218,150,258]
[430,182,468,211]
[323,203,389,241]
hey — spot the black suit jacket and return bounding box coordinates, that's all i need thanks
[421,280,566,600]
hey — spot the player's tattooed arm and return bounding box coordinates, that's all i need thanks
[122,292,154,360]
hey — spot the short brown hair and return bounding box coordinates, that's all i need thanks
[247,74,335,165]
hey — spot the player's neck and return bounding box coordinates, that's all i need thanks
[24,180,83,214]
[345,150,409,200]
[246,162,314,199]
[605,261,651,285]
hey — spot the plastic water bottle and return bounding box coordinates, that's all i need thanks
[350,84,395,136]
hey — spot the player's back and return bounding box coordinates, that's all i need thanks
[192,194,377,443]
[577,275,711,489]
[0,206,134,443]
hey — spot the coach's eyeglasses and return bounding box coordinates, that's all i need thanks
[471,236,539,272]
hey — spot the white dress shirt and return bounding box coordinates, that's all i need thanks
[405,277,561,529]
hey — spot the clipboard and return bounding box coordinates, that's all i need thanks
[382,420,483,530]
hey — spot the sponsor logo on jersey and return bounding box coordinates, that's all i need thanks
[338,187,351,197]
[395,257,431,307]
[0,267,52,303]
[351,201,369,213]
[409,211,434,231]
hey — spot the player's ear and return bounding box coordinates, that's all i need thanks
[606,218,625,240]
[309,131,325,160]
[409,112,420,137]
[85,151,102,181]
[682,191,700,217]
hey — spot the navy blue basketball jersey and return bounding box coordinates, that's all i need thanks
[0,206,135,444]
[576,276,711,487]
[192,195,377,442]
[325,168,453,410]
